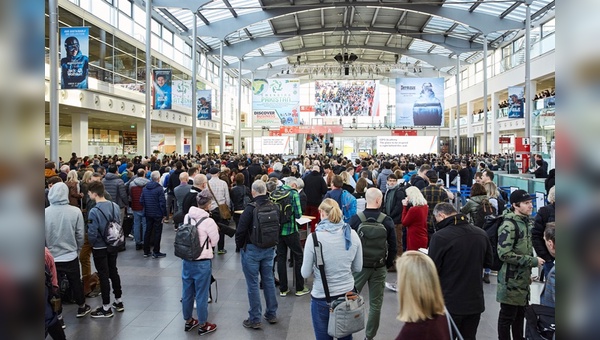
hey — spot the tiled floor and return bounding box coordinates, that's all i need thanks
[59,223,544,339]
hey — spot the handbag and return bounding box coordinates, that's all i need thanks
[312,232,365,338]
[207,182,232,220]
[445,307,464,340]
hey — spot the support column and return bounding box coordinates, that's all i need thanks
[524,2,532,161]
[237,59,243,154]
[491,92,500,154]
[466,101,474,138]
[482,35,489,154]
[191,13,198,156]
[202,131,209,154]
[455,56,461,155]
[218,40,225,153]
[71,113,89,157]
[250,72,255,154]
[144,0,152,157]
[175,128,184,154]
[137,124,146,156]
[49,0,59,165]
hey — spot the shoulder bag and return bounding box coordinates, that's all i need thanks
[312,232,365,338]
[207,182,232,220]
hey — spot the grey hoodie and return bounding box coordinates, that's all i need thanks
[45,182,85,262]
[128,176,150,194]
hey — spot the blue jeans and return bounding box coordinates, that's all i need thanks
[311,297,352,340]
[241,244,278,323]
[181,259,212,323]
[132,210,146,246]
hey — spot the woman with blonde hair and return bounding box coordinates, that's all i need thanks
[395,251,451,340]
[401,186,429,250]
[302,198,362,340]
[66,170,83,207]
[340,171,355,193]
[80,170,94,212]
[482,181,505,215]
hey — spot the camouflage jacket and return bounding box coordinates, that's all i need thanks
[496,211,538,306]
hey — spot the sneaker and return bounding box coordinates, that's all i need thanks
[279,290,289,297]
[112,302,125,312]
[184,318,199,332]
[152,252,167,259]
[295,287,310,297]
[217,249,227,255]
[385,282,398,292]
[265,316,278,324]
[242,319,262,329]
[198,322,217,336]
[143,253,151,258]
[483,273,491,284]
[76,304,91,318]
[58,317,66,329]
[135,244,143,250]
[90,306,114,318]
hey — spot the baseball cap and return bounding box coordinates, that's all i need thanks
[425,170,438,182]
[209,167,220,174]
[509,189,532,205]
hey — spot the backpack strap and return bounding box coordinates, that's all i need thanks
[358,212,367,223]
[375,213,386,223]
[192,216,210,250]
[312,232,331,303]
[94,205,113,243]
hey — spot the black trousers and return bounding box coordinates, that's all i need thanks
[55,258,85,306]
[211,209,227,251]
[498,303,526,340]
[46,319,66,340]
[92,248,122,305]
[450,313,481,340]
[144,216,164,254]
[277,232,304,292]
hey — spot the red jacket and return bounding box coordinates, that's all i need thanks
[402,204,429,251]
[130,185,144,211]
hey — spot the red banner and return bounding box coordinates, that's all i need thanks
[499,136,511,144]
[269,131,282,136]
[299,105,314,112]
[391,130,418,136]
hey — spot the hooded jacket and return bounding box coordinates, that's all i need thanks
[184,207,220,260]
[140,181,167,218]
[303,170,328,206]
[103,172,128,208]
[87,200,121,249]
[128,176,150,211]
[429,213,493,315]
[45,183,85,262]
[460,194,489,224]
[377,168,393,193]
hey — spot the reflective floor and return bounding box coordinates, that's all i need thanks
[59,222,543,340]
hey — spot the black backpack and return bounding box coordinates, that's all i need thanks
[357,212,388,268]
[483,215,518,271]
[525,304,555,340]
[473,198,497,228]
[270,187,294,225]
[249,200,280,248]
[95,203,125,253]
[174,216,209,260]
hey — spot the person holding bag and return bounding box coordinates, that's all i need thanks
[301,198,363,340]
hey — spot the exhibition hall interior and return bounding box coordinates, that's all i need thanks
[45,0,555,339]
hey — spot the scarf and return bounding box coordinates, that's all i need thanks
[316,218,352,250]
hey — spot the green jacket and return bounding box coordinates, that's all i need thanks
[496,211,537,306]
[460,194,487,224]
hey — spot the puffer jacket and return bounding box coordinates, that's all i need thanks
[140,181,167,218]
[184,207,220,260]
[497,211,538,306]
[103,172,128,208]
[460,195,489,223]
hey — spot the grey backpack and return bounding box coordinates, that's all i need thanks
[174,216,209,260]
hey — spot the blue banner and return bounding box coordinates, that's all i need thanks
[60,27,89,89]
[153,69,172,110]
[508,86,524,118]
[197,90,212,120]
[395,78,444,126]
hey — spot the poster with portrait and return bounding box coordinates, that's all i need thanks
[395,78,444,126]
[152,69,172,110]
[197,90,212,120]
[314,80,379,117]
[507,86,524,118]
[252,79,300,126]
[172,80,192,108]
[60,27,89,89]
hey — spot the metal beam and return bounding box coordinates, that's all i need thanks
[469,0,482,13]
[158,8,189,31]
[186,2,525,39]
[427,45,436,53]
[469,32,482,43]
[396,11,407,29]
[385,34,394,47]
[445,23,458,35]
[500,2,521,19]
[321,9,325,28]
[294,14,301,31]
[244,28,253,39]
[420,16,432,33]
[196,11,210,26]
[349,7,356,27]
[370,8,379,27]
[153,0,211,9]
[364,34,370,45]
[343,7,348,28]
[531,0,555,21]
[222,0,238,18]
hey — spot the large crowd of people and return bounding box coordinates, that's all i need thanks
[44,150,555,339]
[315,80,376,117]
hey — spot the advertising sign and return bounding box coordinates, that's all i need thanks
[150,134,165,151]
[507,86,524,118]
[314,80,379,117]
[60,27,89,89]
[391,130,418,136]
[395,78,444,126]
[376,136,438,155]
[252,79,300,126]
[261,136,291,154]
[172,80,192,108]
[152,69,172,110]
[197,90,212,120]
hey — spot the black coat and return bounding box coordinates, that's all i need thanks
[248,164,263,182]
[532,203,555,262]
[428,213,493,315]
[303,171,328,206]
[230,185,250,211]
[410,175,428,190]
[458,167,471,187]
[545,169,555,194]
[348,208,397,268]
[298,190,307,213]
[236,194,269,248]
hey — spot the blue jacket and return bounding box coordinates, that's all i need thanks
[140,181,167,218]
[87,201,121,249]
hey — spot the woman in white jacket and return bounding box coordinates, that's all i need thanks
[181,190,220,335]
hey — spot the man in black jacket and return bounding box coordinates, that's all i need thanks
[428,202,493,340]
[382,174,405,262]
[302,165,328,231]
[248,158,263,182]
[409,164,430,190]
[181,174,208,216]
[167,161,185,219]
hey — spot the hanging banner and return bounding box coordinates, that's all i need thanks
[172,80,192,108]
[376,136,438,155]
[261,136,291,154]
[314,80,379,117]
[507,86,524,118]
[252,79,300,126]
[197,90,212,120]
[150,134,165,151]
[392,130,418,136]
[152,69,172,110]
[60,27,89,89]
[395,78,444,126]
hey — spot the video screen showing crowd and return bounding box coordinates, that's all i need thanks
[314,80,376,116]
[44,151,554,340]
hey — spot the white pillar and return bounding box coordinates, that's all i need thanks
[71,113,89,157]
[137,124,146,156]
[448,107,454,134]
[466,101,474,138]
[202,131,209,154]
[491,92,500,154]
[175,128,184,154]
